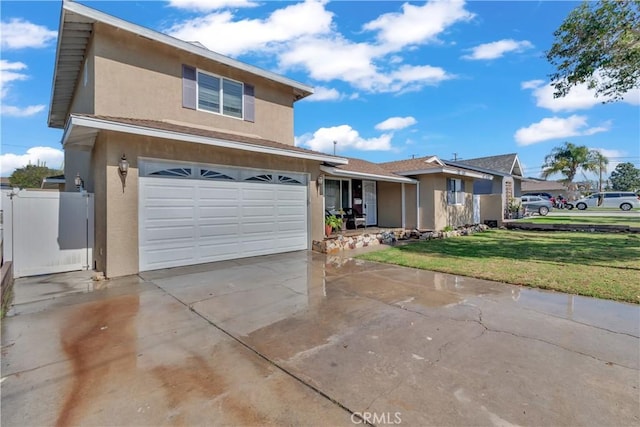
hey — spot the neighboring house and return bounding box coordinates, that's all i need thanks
[41,174,66,190]
[522,179,575,200]
[0,178,11,190]
[379,156,492,231]
[445,153,524,224]
[51,1,347,277]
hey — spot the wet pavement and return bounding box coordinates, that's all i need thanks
[2,251,639,426]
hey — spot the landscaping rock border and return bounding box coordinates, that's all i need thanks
[313,223,490,254]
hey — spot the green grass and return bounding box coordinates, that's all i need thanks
[358,229,640,303]
[518,216,640,226]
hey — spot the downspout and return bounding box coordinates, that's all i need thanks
[416,181,420,230]
[401,183,406,229]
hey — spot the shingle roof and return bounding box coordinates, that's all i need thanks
[379,156,442,173]
[522,180,567,192]
[336,157,407,179]
[72,114,346,161]
[457,153,519,175]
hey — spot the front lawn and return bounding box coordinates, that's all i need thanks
[518,215,640,226]
[358,230,640,303]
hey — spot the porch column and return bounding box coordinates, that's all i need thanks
[401,183,406,229]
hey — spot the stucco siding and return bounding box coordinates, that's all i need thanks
[69,37,95,116]
[404,184,417,229]
[377,181,402,228]
[91,135,107,273]
[92,23,295,144]
[64,150,92,193]
[94,131,322,277]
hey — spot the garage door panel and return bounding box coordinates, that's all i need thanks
[199,206,240,218]
[139,171,308,272]
[199,224,240,237]
[144,206,195,221]
[144,225,195,241]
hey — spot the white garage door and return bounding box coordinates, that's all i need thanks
[139,160,308,271]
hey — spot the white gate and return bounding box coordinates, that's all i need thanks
[473,194,481,224]
[1,190,94,278]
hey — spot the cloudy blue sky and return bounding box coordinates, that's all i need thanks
[1,0,639,179]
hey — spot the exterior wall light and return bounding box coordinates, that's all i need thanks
[118,153,129,178]
[74,172,84,191]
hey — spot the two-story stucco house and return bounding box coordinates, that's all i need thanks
[50,1,350,277]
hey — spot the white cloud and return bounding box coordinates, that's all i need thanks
[280,36,454,92]
[167,0,258,11]
[0,18,57,50]
[514,115,610,146]
[167,0,333,56]
[462,39,533,60]
[303,86,342,102]
[375,116,417,131]
[0,59,28,98]
[296,125,392,152]
[167,0,468,94]
[1,105,45,117]
[363,0,474,50]
[0,147,64,176]
[0,60,44,116]
[522,78,640,112]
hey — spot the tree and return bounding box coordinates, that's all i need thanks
[592,151,609,191]
[546,0,640,101]
[541,142,601,184]
[609,162,640,191]
[9,163,62,189]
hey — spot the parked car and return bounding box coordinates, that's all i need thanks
[522,192,556,204]
[521,195,553,216]
[573,192,640,211]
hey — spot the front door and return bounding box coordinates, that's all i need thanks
[363,180,377,226]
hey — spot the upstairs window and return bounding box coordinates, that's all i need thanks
[183,65,254,122]
[447,178,465,205]
[197,71,243,118]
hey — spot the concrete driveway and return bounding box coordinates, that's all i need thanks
[2,251,639,426]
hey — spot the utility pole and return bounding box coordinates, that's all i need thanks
[452,153,459,161]
[332,140,337,155]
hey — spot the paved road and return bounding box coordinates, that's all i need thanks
[2,252,639,426]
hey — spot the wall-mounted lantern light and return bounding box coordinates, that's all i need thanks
[118,153,129,192]
[118,153,129,178]
[74,172,84,191]
[317,174,324,196]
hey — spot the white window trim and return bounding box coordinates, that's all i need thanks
[196,69,244,120]
[448,178,465,206]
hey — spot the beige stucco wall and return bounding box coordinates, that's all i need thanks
[64,150,92,192]
[479,194,504,226]
[418,175,473,230]
[92,131,323,277]
[91,23,296,144]
[69,36,95,116]
[377,181,402,228]
[404,184,417,229]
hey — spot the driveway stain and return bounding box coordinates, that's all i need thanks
[56,294,139,427]
[151,355,226,425]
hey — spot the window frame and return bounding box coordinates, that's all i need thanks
[196,69,244,120]
[447,178,465,205]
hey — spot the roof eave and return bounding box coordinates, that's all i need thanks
[62,115,347,164]
[395,167,492,180]
[320,165,416,184]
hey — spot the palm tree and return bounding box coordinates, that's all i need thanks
[591,151,609,191]
[541,142,601,184]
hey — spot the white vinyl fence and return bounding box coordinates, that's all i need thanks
[1,190,94,278]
